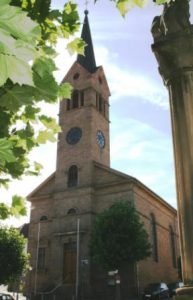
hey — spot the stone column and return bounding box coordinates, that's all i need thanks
[151,0,193,297]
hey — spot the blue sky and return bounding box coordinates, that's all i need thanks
[5,0,193,226]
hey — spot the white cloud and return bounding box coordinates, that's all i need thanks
[52,39,168,110]
[54,38,76,83]
[110,117,177,207]
[95,45,168,108]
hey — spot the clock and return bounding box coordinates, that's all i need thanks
[96,130,105,149]
[66,127,82,145]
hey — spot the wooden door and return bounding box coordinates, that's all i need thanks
[63,242,77,284]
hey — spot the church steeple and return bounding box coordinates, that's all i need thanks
[77,10,97,73]
[56,11,111,189]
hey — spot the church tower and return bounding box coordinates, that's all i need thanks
[55,10,111,190]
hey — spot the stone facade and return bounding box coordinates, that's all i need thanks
[25,12,180,300]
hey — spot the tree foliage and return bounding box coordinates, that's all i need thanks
[0,226,28,284]
[95,0,172,17]
[0,0,85,218]
[90,201,151,270]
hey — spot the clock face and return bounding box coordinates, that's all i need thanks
[96,130,105,149]
[66,127,82,145]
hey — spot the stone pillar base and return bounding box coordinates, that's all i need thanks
[174,297,193,300]
[174,287,193,300]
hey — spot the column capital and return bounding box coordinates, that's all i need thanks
[151,0,193,85]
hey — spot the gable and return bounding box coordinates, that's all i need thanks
[61,62,110,100]
[27,172,55,200]
[93,162,132,187]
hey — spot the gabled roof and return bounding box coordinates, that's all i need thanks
[93,161,177,214]
[27,172,55,200]
[93,161,133,187]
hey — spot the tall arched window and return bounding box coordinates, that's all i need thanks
[80,91,84,106]
[103,102,106,116]
[169,225,177,268]
[72,90,79,108]
[99,96,103,112]
[150,213,158,262]
[68,165,78,187]
[96,93,99,109]
[67,99,71,111]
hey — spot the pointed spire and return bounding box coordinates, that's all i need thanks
[77,10,97,73]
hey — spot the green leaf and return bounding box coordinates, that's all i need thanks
[36,130,57,144]
[22,105,41,121]
[155,0,170,3]
[0,52,34,86]
[32,0,51,23]
[0,138,16,166]
[49,9,61,20]
[33,57,57,78]
[58,83,72,99]
[67,38,86,55]
[0,28,38,62]
[15,139,27,151]
[39,115,61,133]
[0,28,37,86]
[34,161,43,172]
[134,0,148,7]
[0,203,10,220]
[62,1,80,37]
[0,1,41,86]
[116,0,134,16]
[0,0,11,7]
[0,179,9,188]
[11,195,27,217]
[33,57,58,101]
[0,85,35,112]
[42,45,57,56]
[0,2,40,42]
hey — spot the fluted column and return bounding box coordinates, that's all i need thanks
[151,0,193,296]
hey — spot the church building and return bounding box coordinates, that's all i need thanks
[25,11,180,300]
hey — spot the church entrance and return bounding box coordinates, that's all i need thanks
[63,241,77,284]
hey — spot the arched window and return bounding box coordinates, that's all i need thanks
[40,215,48,222]
[150,213,158,262]
[96,93,99,109]
[99,96,103,112]
[103,102,106,116]
[72,90,79,108]
[68,165,78,187]
[80,91,84,106]
[169,225,177,268]
[73,72,80,80]
[67,99,71,111]
[67,208,77,215]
